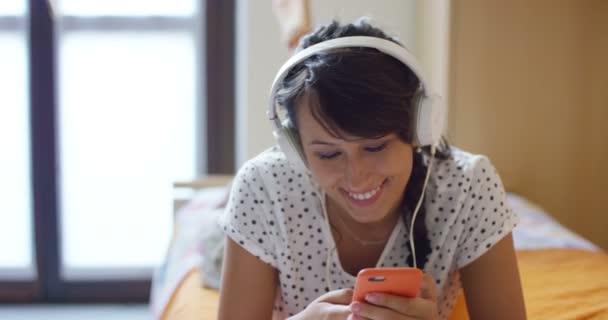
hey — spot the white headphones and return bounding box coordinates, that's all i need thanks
[267,36,446,171]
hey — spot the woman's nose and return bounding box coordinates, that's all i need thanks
[344,156,369,189]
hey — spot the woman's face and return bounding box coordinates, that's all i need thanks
[295,98,414,225]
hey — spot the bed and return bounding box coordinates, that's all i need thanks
[150,175,608,320]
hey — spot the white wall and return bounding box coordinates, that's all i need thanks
[235,1,420,168]
[415,0,451,117]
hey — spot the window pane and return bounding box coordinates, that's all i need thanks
[0,31,34,279]
[58,0,195,17]
[0,2,25,15]
[58,32,196,278]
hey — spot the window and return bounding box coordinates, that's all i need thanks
[56,0,197,280]
[0,0,234,302]
[0,0,34,281]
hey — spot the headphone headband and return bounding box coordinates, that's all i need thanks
[268,35,445,153]
[268,36,436,121]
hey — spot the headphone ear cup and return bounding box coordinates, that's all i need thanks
[413,93,445,147]
[273,122,308,171]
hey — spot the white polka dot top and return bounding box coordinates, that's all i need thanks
[219,146,519,319]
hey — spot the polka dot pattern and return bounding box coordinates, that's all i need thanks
[219,146,519,319]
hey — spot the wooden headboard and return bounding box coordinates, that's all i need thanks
[172,175,233,214]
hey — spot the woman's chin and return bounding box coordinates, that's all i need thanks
[341,197,392,224]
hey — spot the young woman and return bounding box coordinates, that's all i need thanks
[218,19,526,320]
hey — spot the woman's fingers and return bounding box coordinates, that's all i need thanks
[348,314,373,320]
[297,289,354,320]
[420,273,439,302]
[351,299,421,319]
[350,292,437,319]
[315,288,354,305]
[320,302,352,320]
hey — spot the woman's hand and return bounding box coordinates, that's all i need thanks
[348,273,439,320]
[288,288,354,320]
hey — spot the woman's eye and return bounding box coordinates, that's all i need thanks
[365,143,387,153]
[317,152,341,160]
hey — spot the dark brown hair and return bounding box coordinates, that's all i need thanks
[273,18,451,269]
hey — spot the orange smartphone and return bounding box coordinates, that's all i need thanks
[352,267,423,302]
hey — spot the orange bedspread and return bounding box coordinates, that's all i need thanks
[517,249,608,320]
[161,249,608,320]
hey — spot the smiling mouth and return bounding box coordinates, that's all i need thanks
[341,179,387,206]
[347,184,382,200]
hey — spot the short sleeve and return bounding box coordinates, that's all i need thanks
[218,162,278,268]
[454,156,519,268]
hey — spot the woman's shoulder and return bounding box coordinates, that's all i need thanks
[427,147,518,270]
[435,147,497,180]
[229,146,324,229]
[428,146,503,201]
[235,146,318,196]
[238,146,304,179]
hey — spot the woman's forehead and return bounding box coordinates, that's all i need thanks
[297,100,396,142]
[296,103,345,139]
